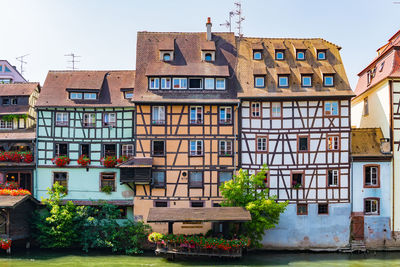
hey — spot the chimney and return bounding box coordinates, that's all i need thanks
[206,17,212,41]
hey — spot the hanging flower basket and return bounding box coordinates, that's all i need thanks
[101,156,117,168]
[0,238,11,250]
[0,182,19,190]
[77,155,91,166]
[0,189,31,196]
[117,155,128,164]
[52,156,71,167]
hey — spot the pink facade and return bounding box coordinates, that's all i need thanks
[0,60,27,83]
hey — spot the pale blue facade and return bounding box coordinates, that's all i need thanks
[262,203,351,249]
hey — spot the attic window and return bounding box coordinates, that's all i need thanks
[163,53,171,61]
[275,50,285,60]
[160,51,173,61]
[253,50,262,60]
[4,66,11,72]
[70,92,82,100]
[296,50,306,60]
[189,78,203,90]
[317,50,326,60]
[84,93,97,100]
[202,51,215,62]
[124,91,133,99]
[379,62,385,72]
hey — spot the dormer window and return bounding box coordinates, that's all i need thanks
[275,50,285,60]
[278,75,289,88]
[323,74,334,87]
[202,51,215,62]
[253,50,262,60]
[160,51,173,62]
[317,50,326,60]
[70,92,82,99]
[189,78,203,90]
[254,76,265,88]
[149,78,160,90]
[296,50,306,60]
[84,93,97,100]
[124,90,133,99]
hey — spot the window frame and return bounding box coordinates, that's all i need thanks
[327,135,340,151]
[204,78,215,90]
[364,198,380,215]
[124,91,133,99]
[254,76,265,88]
[291,171,304,189]
[363,97,369,116]
[154,200,169,207]
[84,93,97,100]
[327,169,339,187]
[218,171,233,186]
[324,101,339,117]
[364,164,380,188]
[149,77,160,90]
[80,143,90,157]
[152,170,166,188]
[275,50,285,60]
[54,143,68,157]
[70,92,83,100]
[297,135,309,152]
[121,144,134,157]
[278,75,289,88]
[219,140,233,156]
[190,201,205,208]
[55,112,69,127]
[215,78,226,90]
[100,172,116,192]
[250,102,261,118]
[301,75,312,87]
[189,106,203,125]
[82,113,96,128]
[297,204,308,215]
[161,77,171,90]
[152,140,165,157]
[0,119,12,130]
[189,171,203,188]
[103,144,117,157]
[53,171,68,193]
[323,74,334,87]
[219,106,232,125]
[317,50,327,60]
[189,140,203,156]
[271,102,282,119]
[103,112,116,127]
[296,50,306,61]
[188,77,203,90]
[318,203,329,215]
[253,50,262,60]
[152,106,166,125]
[256,136,268,153]
[172,77,187,90]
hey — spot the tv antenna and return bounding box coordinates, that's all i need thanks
[220,11,234,32]
[234,1,245,37]
[16,54,29,76]
[64,53,81,70]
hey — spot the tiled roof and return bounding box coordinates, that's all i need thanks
[0,82,39,96]
[351,128,392,159]
[36,70,135,107]
[0,105,30,115]
[236,38,353,99]
[0,128,35,140]
[133,31,238,103]
[0,195,39,208]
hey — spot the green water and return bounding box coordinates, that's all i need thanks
[1,250,400,267]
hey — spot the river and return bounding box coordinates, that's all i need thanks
[1,250,400,266]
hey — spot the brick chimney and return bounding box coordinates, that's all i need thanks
[206,17,212,41]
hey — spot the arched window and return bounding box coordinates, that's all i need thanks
[163,53,171,61]
[205,53,212,61]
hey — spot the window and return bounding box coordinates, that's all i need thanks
[190,140,203,156]
[124,91,133,99]
[253,50,262,60]
[189,171,203,188]
[204,78,214,90]
[83,113,96,127]
[363,97,369,116]
[323,75,334,87]
[0,120,12,129]
[189,78,203,90]
[324,101,339,116]
[80,144,90,157]
[317,50,326,60]
[0,78,11,84]
[152,106,165,125]
[84,93,97,100]
[298,136,308,152]
[153,171,165,187]
[379,62,385,72]
[318,204,328,215]
[121,144,134,157]
[365,198,379,215]
[149,78,160,89]
[278,75,289,88]
[275,50,285,60]
[297,204,307,215]
[205,53,213,62]
[257,137,268,152]
[191,201,204,208]
[163,53,171,61]
[11,98,17,105]
[55,112,68,126]
[152,140,165,156]
[2,98,9,105]
[296,50,306,60]
[254,76,265,88]
[219,140,232,156]
[327,135,339,151]
[103,144,116,157]
[70,92,82,99]
[219,106,232,124]
[327,169,339,186]
[190,106,203,124]
[161,78,171,89]
[364,165,379,187]
[100,173,116,192]
[271,102,281,118]
[219,172,232,185]
[18,117,25,129]
[292,173,303,188]
[154,201,168,207]
[367,71,372,85]
[103,113,116,127]
[251,102,261,117]
[301,75,312,87]
[173,78,187,89]
[55,143,68,157]
[53,172,68,192]
[4,66,11,72]
[215,78,226,90]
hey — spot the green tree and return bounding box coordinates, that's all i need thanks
[220,165,288,247]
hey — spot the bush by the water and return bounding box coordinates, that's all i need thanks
[32,183,151,254]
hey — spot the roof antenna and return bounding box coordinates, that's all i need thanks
[65,53,81,70]
[220,11,234,32]
[16,54,29,77]
[234,1,245,37]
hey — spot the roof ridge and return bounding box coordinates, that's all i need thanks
[48,70,135,73]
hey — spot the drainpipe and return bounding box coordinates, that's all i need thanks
[34,109,39,199]
[389,79,395,234]
[234,102,240,175]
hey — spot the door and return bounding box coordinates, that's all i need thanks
[351,215,364,240]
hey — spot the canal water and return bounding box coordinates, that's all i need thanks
[1,250,400,266]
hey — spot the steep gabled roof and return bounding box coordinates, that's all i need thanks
[351,128,392,160]
[0,82,40,96]
[36,70,135,107]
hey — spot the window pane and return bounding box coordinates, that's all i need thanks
[253,51,262,60]
[189,78,202,89]
[216,78,225,90]
[153,171,165,187]
[255,77,264,87]
[205,78,214,89]
[279,76,288,87]
[219,172,232,184]
[190,172,203,187]
[153,141,165,156]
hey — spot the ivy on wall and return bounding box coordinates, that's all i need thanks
[1,114,27,122]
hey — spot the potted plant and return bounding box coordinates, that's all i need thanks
[77,154,91,167]
[52,156,71,167]
[101,185,113,194]
[101,156,117,168]
[117,155,128,164]
[292,181,302,189]
[22,152,34,163]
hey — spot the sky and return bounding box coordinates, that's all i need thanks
[1,0,399,90]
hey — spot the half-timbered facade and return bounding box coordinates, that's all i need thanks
[352,29,400,238]
[35,70,136,219]
[0,82,40,192]
[131,19,239,233]
[237,37,354,248]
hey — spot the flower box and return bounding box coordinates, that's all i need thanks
[101,156,117,168]
[77,155,91,167]
[52,156,71,167]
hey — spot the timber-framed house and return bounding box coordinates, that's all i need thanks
[35,70,136,218]
[131,19,239,233]
[237,37,354,248]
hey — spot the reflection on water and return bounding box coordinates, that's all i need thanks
[1,250,400,267]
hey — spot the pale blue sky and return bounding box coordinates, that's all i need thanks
[1,0,399,89]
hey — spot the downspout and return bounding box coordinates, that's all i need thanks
[234,101,240,174]
[34,108,39,199]
[389,79,395,234]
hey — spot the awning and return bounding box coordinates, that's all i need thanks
[118,157,153,168]
[147,207,251,223]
